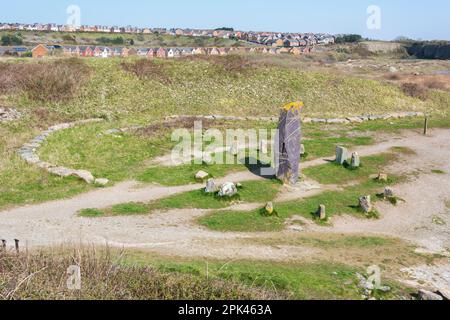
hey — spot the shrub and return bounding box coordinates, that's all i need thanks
[121,59,170,84]
[401,82,428,100]
[0,58,91,102]
[423,79,446,90]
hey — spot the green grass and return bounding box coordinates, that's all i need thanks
[303,153,396,185]
[79,208,104,217]
[125,250,414,300]
[199,176,403,232]
[79,179,282,217]
[431,169,446,174]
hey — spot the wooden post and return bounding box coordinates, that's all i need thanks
[14,239,19,254]
[1,239,6,250]
[424,117,429,135]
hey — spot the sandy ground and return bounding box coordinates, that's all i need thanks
[1,128,449,290]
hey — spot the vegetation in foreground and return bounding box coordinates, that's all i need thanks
[0,247,282,300]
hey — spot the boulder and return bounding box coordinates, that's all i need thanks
[359,195,373,214]
[205,178,217,193]
[195,170,209,181]
[72,170,95,184]
[335,146,349,165]
[418,289,443,301]
[218,182,238,198]
[351,152,360,168]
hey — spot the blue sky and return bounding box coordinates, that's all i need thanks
[1,0,449,40]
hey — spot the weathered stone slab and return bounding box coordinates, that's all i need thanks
[205,178,217,193]
[195,170,209,181]
[359,195,373,213]
[335,146,349,165]
[72,170,95,184]
[317,204,326,220]
[351,152,360,168]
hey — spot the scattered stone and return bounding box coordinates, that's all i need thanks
[94,178,109,186]
[287,225,304,232]
[275,104,302,185]
[359,195,373,214]
[351,152,360,168]
[327,118,347,124]
[317,204,326,220]
[105,128,122,135]
[418,289,443,301]
[383,187,394,198]
[310,118,327,123]
[265,202,274,215]
[389,66,398,73]
[218,182,238,198]
[335,146,349,165]
[195,170,209,181]
[204,178,217,193]
[0,107,22,122]
[72,170,95,184]
[377,173,388,182]
[48,167,74,178]
[346,117,363,123]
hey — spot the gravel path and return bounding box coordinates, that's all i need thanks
[0,129,449,264]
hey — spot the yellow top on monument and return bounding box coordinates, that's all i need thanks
[282,101,304,111]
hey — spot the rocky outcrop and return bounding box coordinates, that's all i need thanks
[407,43,450,60]
[18,119,108,185]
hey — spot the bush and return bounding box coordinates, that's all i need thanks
[401,83,428,100]
[121,59,170,84]
[0,58,91,102]
[423,79,446,90]
[1,34,23,46]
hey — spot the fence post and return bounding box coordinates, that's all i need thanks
[424,117,429,135]
[1,239,6,250]
[14,239,19,254]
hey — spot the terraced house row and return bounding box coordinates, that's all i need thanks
[24,44,313,59]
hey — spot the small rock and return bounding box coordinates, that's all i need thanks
[205,178,217,193]
[48,167,74,178]
[351,152,360,168]
[389,66,398,73]
[218,182,238,198]
[335,146,349,165]
[377,173,388,182]
[317,204,326,220]
[265,202,274,215]
[346,117,364,123]
[72,170,95,184]
[288,225,303,232]
[359,195,373,214]
[105,129,121,135]
[383,187,394,198]
[195,170,209,181]
[418,289,443,301]
[94,178,109,186]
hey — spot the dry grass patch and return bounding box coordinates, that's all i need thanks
[120,59,171,84]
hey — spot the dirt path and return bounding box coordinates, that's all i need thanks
[0,129,449,265]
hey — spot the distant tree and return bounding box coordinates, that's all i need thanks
[96,36,125,45]
[215,27,234,31]
[129,39,135,46]
[1,34,23,46]
[335,34,363,44]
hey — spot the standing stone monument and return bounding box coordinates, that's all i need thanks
[336,146,349,165]
[275,102,304,185]
[359,195,373,213]
[351,152,361,168]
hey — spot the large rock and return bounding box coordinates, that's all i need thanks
[335,146,349,165]
[275,102,303,185]
[218,182,238,198]
[265,202,274,215]
[383,187,394,198]
[94,178,109,186]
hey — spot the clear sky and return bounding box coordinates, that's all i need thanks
[1,0,449,40]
